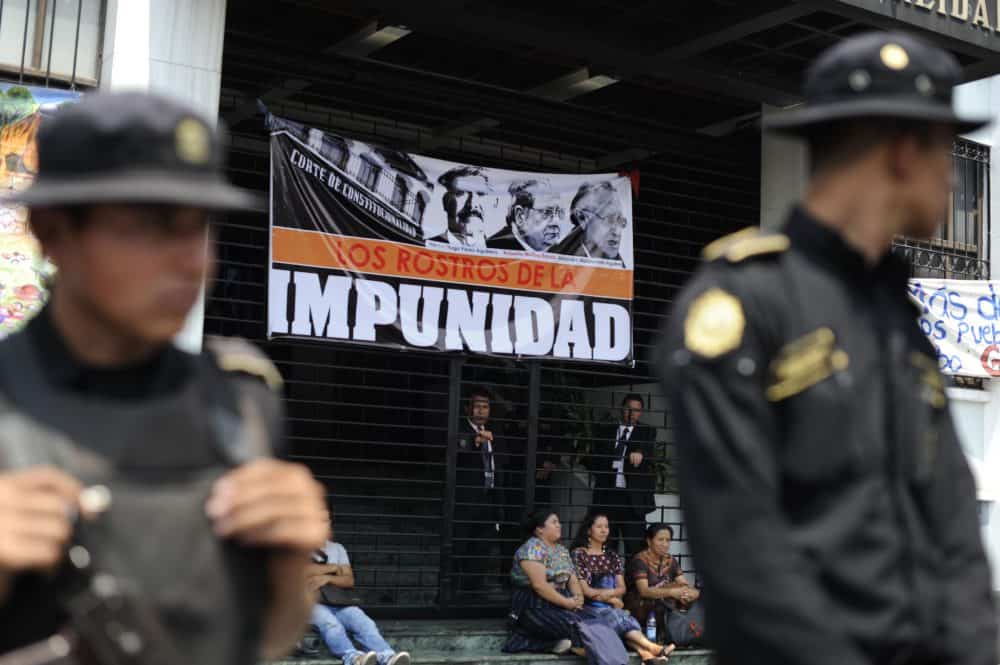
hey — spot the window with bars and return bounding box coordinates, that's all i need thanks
[0,0,103,88]
[893,139,990,280]
[391,173,408,211]
[357,156,381,192]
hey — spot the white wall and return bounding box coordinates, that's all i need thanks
[99,0,228,353]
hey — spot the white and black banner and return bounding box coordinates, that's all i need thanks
[266,112,635,364]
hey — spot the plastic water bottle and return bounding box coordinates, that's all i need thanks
[645,614,657,642]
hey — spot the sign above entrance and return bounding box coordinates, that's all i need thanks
[836,0,1000,53]
[265,111,636,365]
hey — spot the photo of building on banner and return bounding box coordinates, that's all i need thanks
[910,279,1000,378]
[0,84,79,340]
[265,111,635,364]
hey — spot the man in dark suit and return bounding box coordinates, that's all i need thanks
[452,386,504,594]
[589,393,656,557]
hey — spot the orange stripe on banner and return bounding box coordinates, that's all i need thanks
[271,227,634,300]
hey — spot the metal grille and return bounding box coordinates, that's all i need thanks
[893,139,991,280]
[212,43,758,614]
[0,0,103,88]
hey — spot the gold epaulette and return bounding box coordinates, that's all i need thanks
[205,336,284,392]
[701,227,790,263]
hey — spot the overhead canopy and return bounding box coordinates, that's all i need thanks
[223,0,1000,154]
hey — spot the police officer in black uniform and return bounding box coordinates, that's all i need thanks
[0,92,328,665]
[659,32,997,665]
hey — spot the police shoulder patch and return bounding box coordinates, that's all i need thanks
[206,336,284,392]
[684,288,745,358]
[702,227,789,263]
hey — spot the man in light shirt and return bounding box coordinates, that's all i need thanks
[308,518,411,665]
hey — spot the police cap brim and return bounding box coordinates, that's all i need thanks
[4,171,263,211]
[763,97,991,137]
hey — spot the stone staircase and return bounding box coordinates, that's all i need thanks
[275,619,713,665]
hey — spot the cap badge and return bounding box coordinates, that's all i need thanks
[175,117,211,165]
[880,44,910,71]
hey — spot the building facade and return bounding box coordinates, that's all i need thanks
[4,0,1000,614]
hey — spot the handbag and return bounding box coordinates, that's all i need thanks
[572,618,630,665]
[319,585,363,607]
[665,600,706,647]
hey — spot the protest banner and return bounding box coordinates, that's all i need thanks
[266,111,635,364]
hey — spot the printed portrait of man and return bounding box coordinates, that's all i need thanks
[487,178,569,252]
[549,181,628,266]
[431,166,491,249]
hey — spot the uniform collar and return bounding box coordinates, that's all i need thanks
[783,205,911,290]
[25,305,193,398]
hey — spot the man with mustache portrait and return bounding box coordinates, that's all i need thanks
[432,166,490,250]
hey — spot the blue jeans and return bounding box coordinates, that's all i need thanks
[311,605,396,665]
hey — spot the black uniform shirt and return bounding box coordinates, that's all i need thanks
[660,207,996,665]
[0,307,272,663]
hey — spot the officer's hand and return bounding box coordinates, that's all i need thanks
[479,430,493,443]
[0,467,82,573]
[206,459,327,552]
[629,451,643,467]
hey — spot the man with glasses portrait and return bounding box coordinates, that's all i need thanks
[487,178,570,252]
[549,181,628,266]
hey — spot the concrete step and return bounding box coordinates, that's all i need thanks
[279,620,712,665]
[275,651,713,665]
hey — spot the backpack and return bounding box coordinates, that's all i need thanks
[665,601,706,647]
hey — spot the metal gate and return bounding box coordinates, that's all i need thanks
[211,19,761,617]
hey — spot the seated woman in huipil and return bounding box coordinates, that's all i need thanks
[503,508,672,664]
[625,523,702,645]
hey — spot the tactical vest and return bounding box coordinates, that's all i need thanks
[0,332,281,665]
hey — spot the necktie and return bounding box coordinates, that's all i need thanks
[480,426,495,489]
[614,427,630,458]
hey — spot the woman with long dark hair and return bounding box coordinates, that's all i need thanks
[571,511,628,609]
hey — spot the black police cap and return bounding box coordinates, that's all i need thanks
[6,91,260,211]
[764,31,990,136]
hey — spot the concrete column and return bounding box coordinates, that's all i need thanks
[99,0,228,353]
[759,104,808,230]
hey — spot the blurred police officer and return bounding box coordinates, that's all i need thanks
[0,92,328,664]
[660,32,997,665]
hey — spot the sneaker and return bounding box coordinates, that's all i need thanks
[551,639,573,655]
[387,652,411,665]
[351,652,379,665]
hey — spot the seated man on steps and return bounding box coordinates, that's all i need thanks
[308,517,411,665]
